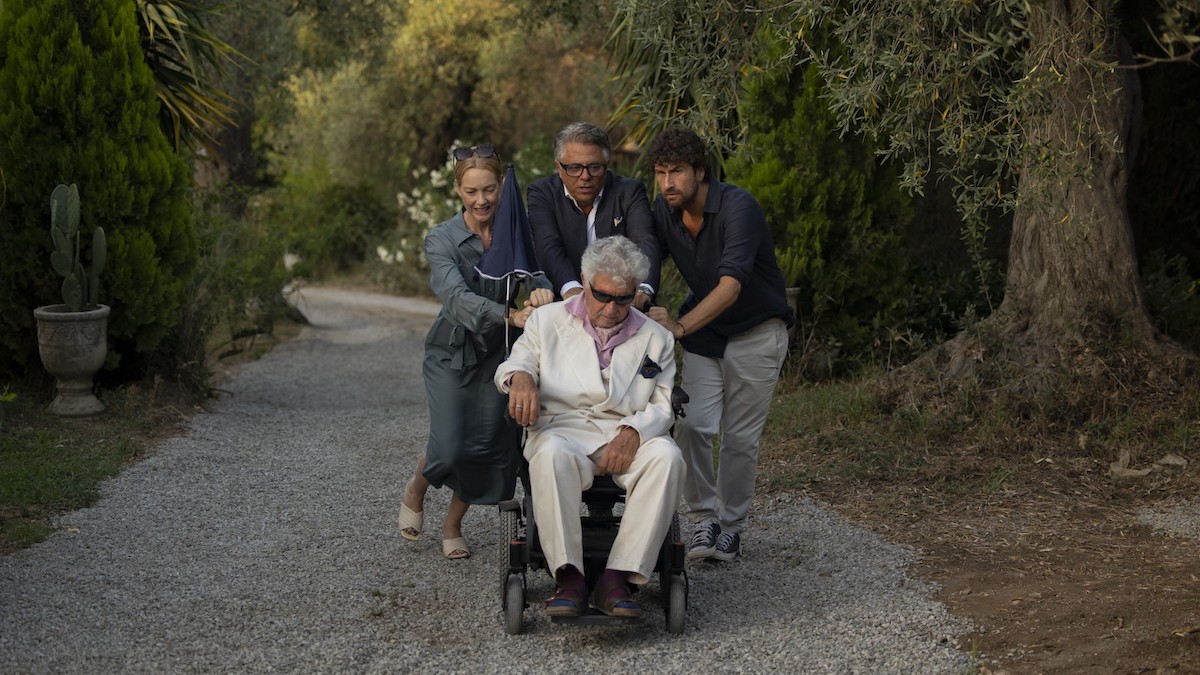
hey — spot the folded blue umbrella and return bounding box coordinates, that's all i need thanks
[475,164,544,354]
[475,165,543,281]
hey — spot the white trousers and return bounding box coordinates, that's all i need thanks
[525,426,684,585]
[677,318,788,534]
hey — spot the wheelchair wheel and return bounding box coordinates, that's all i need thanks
[665,574,686,635]
[503,573,525,635]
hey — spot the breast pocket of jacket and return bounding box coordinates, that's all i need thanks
[611,215,626,236]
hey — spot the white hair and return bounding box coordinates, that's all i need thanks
[580,236,649,289]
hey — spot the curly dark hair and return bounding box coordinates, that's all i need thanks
[642,127,711,181]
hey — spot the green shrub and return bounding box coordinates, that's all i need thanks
[0,0,197,377]
[367,158,457,296]
[1142,251,1200,352]
[257,182,396,279]
[147,185,294,388]
[724,31,916,377]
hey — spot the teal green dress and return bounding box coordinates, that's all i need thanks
[420,211,550,504]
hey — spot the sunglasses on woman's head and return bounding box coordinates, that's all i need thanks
[453,144,496,161]
[589,285,636,305]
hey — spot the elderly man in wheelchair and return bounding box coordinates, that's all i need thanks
[495,235,684,619]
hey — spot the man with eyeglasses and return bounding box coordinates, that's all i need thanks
[496,235,683,619]
[528,122,660,308]
[643,126,794,565]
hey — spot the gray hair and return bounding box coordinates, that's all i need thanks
[553,122,612,163]
[581,236,649,290]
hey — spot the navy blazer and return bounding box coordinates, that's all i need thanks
[527,171,661,298]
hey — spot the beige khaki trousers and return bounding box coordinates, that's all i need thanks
[678,318,789,534]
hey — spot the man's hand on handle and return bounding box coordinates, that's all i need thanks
[511,288,555,329]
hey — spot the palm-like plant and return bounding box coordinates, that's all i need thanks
[136,0,242,152]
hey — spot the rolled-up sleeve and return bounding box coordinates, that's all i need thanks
[714,191,767,287]
[425,227,504,335]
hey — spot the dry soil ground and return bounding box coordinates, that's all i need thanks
[790,463,1200,673]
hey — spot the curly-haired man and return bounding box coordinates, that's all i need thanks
[643,126,794,562]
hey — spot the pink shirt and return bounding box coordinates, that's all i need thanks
[564,294,645,369]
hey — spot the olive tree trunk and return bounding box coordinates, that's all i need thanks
[1001,1,1151,341]
[928,1,1174,383]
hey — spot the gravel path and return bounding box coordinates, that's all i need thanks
[0,287,970,673]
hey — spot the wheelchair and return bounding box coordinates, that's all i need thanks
[497,387,690,635]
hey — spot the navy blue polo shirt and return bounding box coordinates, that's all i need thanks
[653,180,794,358]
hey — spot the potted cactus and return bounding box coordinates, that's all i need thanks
[32,183,110,417]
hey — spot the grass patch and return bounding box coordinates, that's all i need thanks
[759,351,1200,520]
[0,311,304,555]
[0,379,201,554]
[0,424,142,549]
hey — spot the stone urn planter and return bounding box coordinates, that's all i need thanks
[33,304,110,417]
[34,183,110,417]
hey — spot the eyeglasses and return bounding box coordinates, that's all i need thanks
[589,285,636,305]
[453,144,496,161]
[558,162,607,178]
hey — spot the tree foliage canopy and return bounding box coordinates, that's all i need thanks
[724,28,920,373]
[614,1,1198,210]
[608,0,786,155]
[265,0,619,200]
[611,0,1200,390]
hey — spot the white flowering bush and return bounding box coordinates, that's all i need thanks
[397,153,459,234]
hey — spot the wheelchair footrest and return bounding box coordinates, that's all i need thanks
[550,609,644,627]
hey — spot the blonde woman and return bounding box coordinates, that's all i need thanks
[398,145,553,559]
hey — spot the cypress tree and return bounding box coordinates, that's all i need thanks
[0,0,197,376]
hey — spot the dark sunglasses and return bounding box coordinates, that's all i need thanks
[453,144,496,161]
[558,162,607,178]
[589,284,636,305]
